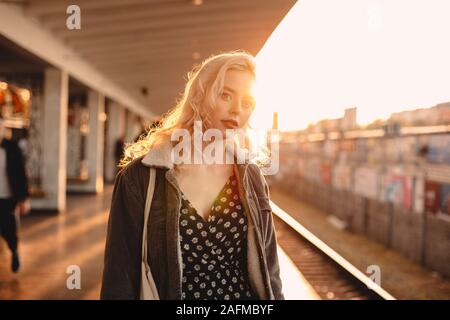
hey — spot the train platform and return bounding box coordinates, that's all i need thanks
[269,186,450,300]
[0,186,320,300]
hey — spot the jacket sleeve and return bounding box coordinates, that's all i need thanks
[252,166,285,300]
[100,167,145,300]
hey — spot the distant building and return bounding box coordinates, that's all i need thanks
[311,107,357,133]
[341,107,357,131]
[389,102,450,126]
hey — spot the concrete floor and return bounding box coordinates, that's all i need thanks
[0,188,111,299]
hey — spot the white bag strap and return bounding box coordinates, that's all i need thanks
[140,167,160,300]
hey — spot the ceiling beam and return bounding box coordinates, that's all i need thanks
[75,27,269,56]
[66,20,276,50]
[25,0,171,17]
[93,56,194,70]
[39,0,263,29]
[84,43,261,69]
[95,61,192,74]
[102,73,188,86]
[0,63,44,73]
[53,8,284,41]
[81,36,262,63]
[0,3,153,118]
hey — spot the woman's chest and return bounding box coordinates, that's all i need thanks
[174,165,234,220]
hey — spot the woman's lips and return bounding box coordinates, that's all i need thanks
[221,119,239,129]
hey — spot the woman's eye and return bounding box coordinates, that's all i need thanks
[220,92,232,101]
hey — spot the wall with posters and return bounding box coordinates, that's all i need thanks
[413,176,425,213]
[323,140,339,160]
[367,138,384,164]
[275,129,450,277]
[355,139,369,163]
[332,163,353,190]
[439,183,450,215]
[424,180,439,214]
[425,181,450,216]
[384,138,401,163]
[320,160,333,185]
[353,166,379,199]
[398,136,420,163]
[304,157,321,182]
[297,157,307,178]
[277,130,450,215]
[382,174,413,209]
[340,139,356,162]
[427,134,450,165]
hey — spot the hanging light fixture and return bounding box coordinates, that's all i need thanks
[191,0,203,6]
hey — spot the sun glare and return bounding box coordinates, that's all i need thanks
[251,0,450,131]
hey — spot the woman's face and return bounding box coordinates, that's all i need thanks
[208,69,255,135]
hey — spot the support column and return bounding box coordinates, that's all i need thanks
[68,90,105,193]
[125,111,139,143]
[87,91,106,193]
[33,68,68,212]
[105,101,126,182]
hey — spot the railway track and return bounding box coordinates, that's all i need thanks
[270,201,396,300]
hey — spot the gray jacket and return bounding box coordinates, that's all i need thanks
[100,137,284,300]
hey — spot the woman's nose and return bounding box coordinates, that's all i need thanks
[229,101,242,115]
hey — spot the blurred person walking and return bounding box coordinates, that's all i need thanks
[0,117,30,273]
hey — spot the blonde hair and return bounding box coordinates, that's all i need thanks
[120,50,264,167]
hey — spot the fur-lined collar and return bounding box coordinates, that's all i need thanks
[141,136,174,169]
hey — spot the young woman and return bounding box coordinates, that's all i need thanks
[100,51,284,300]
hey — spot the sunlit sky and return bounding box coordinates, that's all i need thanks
[251,0,450,131]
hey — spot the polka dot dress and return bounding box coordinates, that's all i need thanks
[179,170,258,300]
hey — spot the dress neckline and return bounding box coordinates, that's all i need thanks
[180,171,235,224]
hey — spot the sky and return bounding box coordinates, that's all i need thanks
[251,0,450,131]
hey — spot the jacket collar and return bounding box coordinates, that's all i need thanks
[141,135,251,170]
[141,136,175,169]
